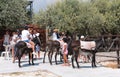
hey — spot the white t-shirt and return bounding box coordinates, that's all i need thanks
[10,34,18,46]
[52,32,59,41]
[21,30,30,41]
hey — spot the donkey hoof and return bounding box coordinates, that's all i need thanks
[29,63,31,65]
[19,65,21,68]
[72,66,75,68]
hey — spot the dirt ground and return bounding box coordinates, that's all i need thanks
[96,51,120,69]
[0,70,61,77]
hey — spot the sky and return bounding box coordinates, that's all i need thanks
[32,0,88,13]
[32,0,59,13]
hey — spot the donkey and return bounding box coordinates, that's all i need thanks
[14,41,34,67]
[71,37,106,68]
[43,40,61,65]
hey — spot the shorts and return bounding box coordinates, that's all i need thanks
[23,40,30,43]
[35,44,40,52]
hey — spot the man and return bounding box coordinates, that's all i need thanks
[52,29,60,41]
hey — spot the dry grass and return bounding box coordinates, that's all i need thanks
[99,60,119,69]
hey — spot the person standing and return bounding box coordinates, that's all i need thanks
[3,31,10,45]
[2,30,11,60]
[32,30,41,58]
[61,38,70,66]
[10,31,19,62]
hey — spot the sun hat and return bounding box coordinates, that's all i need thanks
[53,29,58,32]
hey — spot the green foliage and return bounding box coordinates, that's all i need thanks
[0,0,28,29]
[33,0,120,36]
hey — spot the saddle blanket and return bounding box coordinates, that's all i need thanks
[80,41,96,50]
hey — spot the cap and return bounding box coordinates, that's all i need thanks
[81,35,84,39]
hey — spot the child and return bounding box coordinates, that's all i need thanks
[62,38,70,66]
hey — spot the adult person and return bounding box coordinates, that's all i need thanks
[52,29,60,41]
[21,26,36,55]
[2,30,11,59]
[32,30,41,58]
[3,31,10,45]
[80,35,85,41]
[10,31,19,62]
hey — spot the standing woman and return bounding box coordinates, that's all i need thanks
[2,30,11,60]
[3,31,10,45]
[10,31,19,62]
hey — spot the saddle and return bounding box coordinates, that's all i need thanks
[80,41,96,50]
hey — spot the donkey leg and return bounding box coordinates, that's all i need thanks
[31,53,34,65]
[29,53,31,65]
[91,52,96,67]
[55,48,60,65]
[50,51,54,65]
[48,51,52,65]
[75,54,80,68]
[55,51,58,65]
[60,52,63,62]
[43,51,47,63]
[43,46,49,63]
[93,53,97,67]
[91,52,94,67]
[59,48,63,62]
[71,52,75,68]
[29,52,34,65]
[18,56,21,68]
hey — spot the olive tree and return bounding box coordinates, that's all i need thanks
[0,0,29,29]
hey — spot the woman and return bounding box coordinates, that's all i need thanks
[3,31,10,45]
[10,31,19,62]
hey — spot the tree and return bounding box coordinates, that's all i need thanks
[92,0,120,34]
[33,0,120,36]
[0,0,29,29]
